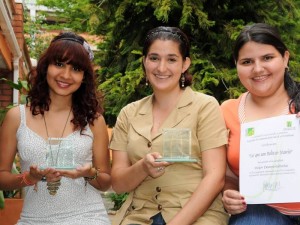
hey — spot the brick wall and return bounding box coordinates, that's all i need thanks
[0,70,13,108]
[14,3,27,81]
[0,1,27,109]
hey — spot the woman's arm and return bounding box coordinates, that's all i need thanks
[111,150,147,193]
[168,145,227,225]
[0,107,42,190]
[111,150,168,194]
[223,164,239,191]
[222,165,246,215]
[85,115,111,191]
[0,107,20,190]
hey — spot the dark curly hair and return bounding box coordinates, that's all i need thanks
[26,32,103,132]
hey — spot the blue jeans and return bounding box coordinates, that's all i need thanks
[229,204,300,225]
[151,213,166,225]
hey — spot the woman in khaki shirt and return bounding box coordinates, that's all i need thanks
[110,26,229,225]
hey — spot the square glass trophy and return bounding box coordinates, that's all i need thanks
[40,137,75,170]
[155,128,197,162]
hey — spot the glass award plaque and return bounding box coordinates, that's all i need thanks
[40,138,75,170]
[155,128,197,162]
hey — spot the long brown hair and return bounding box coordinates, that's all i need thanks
[26,32,103,132]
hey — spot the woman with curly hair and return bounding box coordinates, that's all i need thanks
[0,32,111,224]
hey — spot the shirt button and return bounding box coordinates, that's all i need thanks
[156,186,161,192]
[158,204,162,210]
[147,142,152,147]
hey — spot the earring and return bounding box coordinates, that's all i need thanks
[180,74,185,87]
[145,77,149,86]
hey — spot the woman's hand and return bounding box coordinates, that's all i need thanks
[57,163,94,179]
[142,152,170,178]
[29,165,60,183]
[222,189,247,215]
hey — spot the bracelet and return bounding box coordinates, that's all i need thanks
[84,168,101,187]
[84,167,100,181]
[17,171,36,186]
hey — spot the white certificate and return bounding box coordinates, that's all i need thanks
[240,114,300,204]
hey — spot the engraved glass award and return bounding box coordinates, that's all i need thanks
[41,138,75,169]
[155,128,197,162]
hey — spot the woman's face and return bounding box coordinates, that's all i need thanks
[47,61,84,98]
[143,39,190,93]
[236,41,289,97]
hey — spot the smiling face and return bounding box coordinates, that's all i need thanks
[47,61,84,98]
[236,41,289,97]
[143,39,190,93]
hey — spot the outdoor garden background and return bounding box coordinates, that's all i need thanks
[1,0,300,223]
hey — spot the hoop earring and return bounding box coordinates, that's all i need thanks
[180,74,185,87]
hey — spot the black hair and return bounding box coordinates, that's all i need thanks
[234,23,300,113]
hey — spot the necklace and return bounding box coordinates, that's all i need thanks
[43,108,72,196]
[238,92,289,123]
[43,108,72,167]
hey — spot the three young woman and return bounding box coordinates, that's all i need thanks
[2,22,298,225]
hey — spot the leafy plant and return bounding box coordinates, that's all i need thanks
[0,78,28,108]
[108,192,128,211]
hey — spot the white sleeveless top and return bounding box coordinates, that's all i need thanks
[16,105,111,225]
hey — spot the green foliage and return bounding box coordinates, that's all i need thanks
[98,50,152,125]
[0,78,28,120]
[0,192,3,209]
[23,10,54,60]
[0,78,28,108]
[36,0,102,33]
[30,0,300,127]
[108,192,128,211]
[91,0,300,126]
[0,78,28,93]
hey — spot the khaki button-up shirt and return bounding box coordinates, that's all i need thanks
[110,87,229,225]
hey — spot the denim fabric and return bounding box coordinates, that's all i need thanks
[289,216,300,225]
[151,213,166,225]
[229,204,300,225]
